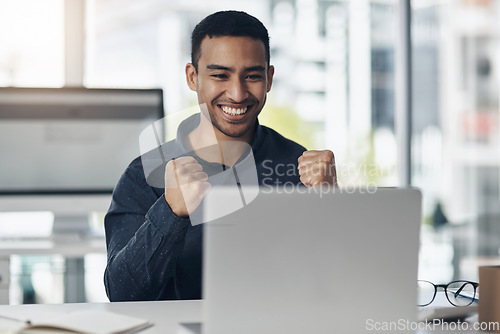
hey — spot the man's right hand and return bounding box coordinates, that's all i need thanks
[164,156,211,217]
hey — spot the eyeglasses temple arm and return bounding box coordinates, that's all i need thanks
[454,283,476,299]
[454,284,465,298]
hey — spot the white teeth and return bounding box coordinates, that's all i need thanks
[221,106,247,116]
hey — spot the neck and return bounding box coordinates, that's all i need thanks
[187,114,254,167]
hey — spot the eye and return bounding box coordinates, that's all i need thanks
[211,73,228,79]
[246,74,263,80]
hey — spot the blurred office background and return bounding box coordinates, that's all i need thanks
[0,0,499,303]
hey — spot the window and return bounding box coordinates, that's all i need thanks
[412,0,500,282]
[0,0,64,87]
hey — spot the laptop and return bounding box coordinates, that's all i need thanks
[187,187,421,334]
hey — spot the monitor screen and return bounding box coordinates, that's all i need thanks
[0,87,164,195]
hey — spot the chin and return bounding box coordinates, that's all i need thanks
[221,129,249,138]
[220,124,253,138]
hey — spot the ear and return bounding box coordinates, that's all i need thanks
[266,65,275,92]
[185,63,198,92]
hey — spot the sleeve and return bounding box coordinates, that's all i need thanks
[103,161,190,301]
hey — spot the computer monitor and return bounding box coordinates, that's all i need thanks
[0,87,164,234]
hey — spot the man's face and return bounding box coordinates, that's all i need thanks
[186,36,274,140]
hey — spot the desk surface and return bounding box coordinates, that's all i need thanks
[0,300,493,334]
[0,300,203,333]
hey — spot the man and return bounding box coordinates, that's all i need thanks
[104,10,336,301]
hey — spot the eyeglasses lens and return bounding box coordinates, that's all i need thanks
[446,281,476,306]
[418,281,435,306]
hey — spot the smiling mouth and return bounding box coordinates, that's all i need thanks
[220,105,248,116]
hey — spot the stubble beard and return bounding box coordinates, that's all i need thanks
[209,98,263,139]
[211,115,256,138]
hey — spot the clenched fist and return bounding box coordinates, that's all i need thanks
[164,156,211,217]
[298,150,337,187]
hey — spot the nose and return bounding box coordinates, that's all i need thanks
[225,78,249,103]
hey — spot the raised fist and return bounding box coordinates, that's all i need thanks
[164,156,211,217]
[298,150,337,187]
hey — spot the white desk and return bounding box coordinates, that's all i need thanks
[0,300,493,334]
[0,235,106,304]
[0,300,202,333]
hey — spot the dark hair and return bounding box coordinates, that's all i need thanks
[191,10,270,71]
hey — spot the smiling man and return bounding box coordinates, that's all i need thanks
[187,35,271,142]
[104,10,336,301]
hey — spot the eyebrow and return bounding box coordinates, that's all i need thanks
[206,64,266,72]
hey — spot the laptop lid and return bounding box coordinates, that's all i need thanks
[203,187,422,334]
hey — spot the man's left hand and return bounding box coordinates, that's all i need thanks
[298,150,337,187]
